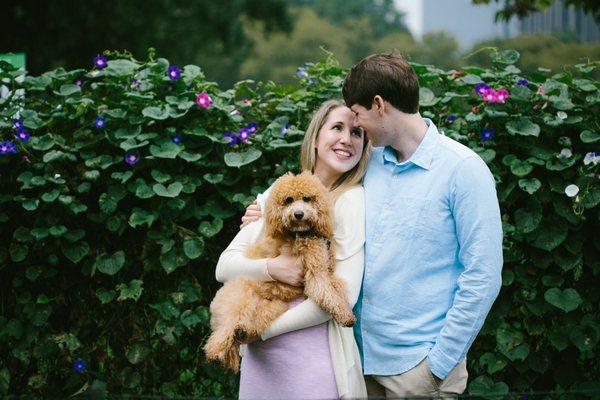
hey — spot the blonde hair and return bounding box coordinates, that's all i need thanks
[299,99,372,198]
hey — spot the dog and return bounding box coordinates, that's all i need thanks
[203,171,356,372]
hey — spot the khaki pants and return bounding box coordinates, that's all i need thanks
[365,358,468,399]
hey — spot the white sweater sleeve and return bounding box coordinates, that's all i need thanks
[261,186,365,340]
[214,190,273,283]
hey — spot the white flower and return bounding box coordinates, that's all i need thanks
[560,148,572,158]
[565,184,579,197]
[54,173,61,178]
[557,111,567,120]
[584,152,599,166]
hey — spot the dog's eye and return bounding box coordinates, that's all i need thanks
[284,197,294,204]
[302,196,311,202]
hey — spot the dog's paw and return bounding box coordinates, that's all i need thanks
[234,327,247,342]
[337,313,356,327]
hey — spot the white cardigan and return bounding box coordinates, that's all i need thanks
[215,185,367,399]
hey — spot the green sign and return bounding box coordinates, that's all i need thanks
[0,52,26,69]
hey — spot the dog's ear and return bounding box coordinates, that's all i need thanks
[264,199,284,240]
[313,191,334,238]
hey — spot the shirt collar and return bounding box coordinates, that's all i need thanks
[381,118,439,171]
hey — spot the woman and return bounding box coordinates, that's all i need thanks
[214,99,371,399]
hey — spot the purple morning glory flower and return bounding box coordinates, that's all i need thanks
[518,79,529,87]
[168,66,181,81]
[93,54,107,69]
[73,77,85,87]
[279,123,289,137]
[0,140,18,155]
[475,83,490,95]
[12,118,24,130]
[73,359,87,373]
[222,131,238,146]
[296,68,308,79]
[93,116,106,129]
[15,129,30,142]
[124,151,140,165]
[237,127,250,143]
[172,133,182,144]
[446,114,457,123]
[481,127,494,142]
[246,122,258,135]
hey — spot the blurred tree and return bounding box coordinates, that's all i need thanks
[1,0,291,87]
[290,0,409,38]
[465,34,600,75]
[472,0,600,23]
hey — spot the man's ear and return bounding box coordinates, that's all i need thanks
[373,95,385,114]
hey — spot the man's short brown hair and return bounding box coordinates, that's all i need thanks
[342,53,420,114]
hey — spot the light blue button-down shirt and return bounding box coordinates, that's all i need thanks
[354,119,503,379]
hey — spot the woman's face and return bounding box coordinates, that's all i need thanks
[314,106,365,184]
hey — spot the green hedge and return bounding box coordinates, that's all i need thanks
[0,49,598,399]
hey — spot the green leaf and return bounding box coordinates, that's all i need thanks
[183,237,204,259]
[199,218,223,237]
[57,84,81,96]
[544,288,583,312]
[492,49,520,65]
[153,182,183,198]
[203,173,223,184]
[180,309,203,328]
[479,352,507,374]
[30,134,55,151]
[41,189,60,202]
[510,160,533,177]
[178,151,203,162]
[95,288,117,304]
[514,201,542,233]
[25,265,43,281]
[61,241,90,263]
[95,251,126,276]
[496,323,530,361]
[506,118,540,137]
[22,199,39,211]
[418,87,438,107]
[224,148,262,167]
[126,342,150,365]
[569,325,598,352]
[468,376,509,400]
[151,169,172,183]
[460,74,484,85]
[9,243,28,262]
[160,249,187,274]
[49,225,67,237]
[116,279,144,302]
[531,219,568,251]
[0,367,10,395]
[149,142,181,158]
[548,325,570,351]
[580,130,600,143]
[142,106,169,120]
[518,178,541,194]
[129,208,157,228]
[104,59,139,76]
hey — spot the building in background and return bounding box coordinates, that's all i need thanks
[519,1,599,43]
[395,0,598,49]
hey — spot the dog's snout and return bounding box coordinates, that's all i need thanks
[294,211,304,220]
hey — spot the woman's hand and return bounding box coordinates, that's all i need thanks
[267,245,303,286]
[240,201,262,229]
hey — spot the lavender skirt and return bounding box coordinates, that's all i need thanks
[238,297,339,400]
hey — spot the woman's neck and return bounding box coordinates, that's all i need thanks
[313,166,339,190]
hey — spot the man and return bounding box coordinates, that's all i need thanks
[241,53,503,398]
[340,53,503,398]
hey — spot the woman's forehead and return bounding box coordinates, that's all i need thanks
[326,106,354,123]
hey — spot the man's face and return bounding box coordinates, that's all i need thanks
[350,103,385,147]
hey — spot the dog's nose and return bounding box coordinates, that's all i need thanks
[294,211,304,220]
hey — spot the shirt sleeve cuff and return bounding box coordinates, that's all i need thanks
[428,346,458,380]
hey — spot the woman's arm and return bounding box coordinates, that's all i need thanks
[260,186,366,340]
[215,218,272,283]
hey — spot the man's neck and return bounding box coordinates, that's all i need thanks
[387,113,429,163]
